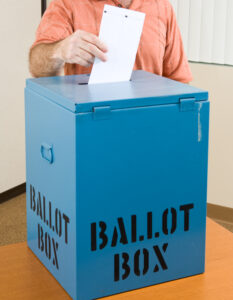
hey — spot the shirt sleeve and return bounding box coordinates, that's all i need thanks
[31,0,73,48]
[162,3,192,83]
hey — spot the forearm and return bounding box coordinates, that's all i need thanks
[29,30,108,78]
[29,41,64,78]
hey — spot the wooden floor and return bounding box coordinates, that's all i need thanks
[0,218,232,299]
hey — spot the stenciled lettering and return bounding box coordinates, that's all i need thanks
[30,184,71,271]
[162,207,177,235]
[114,244,168,281]
[90,203,195,282]
[38,224,59,270]
[180,204,194,231]
[30,184,70,245]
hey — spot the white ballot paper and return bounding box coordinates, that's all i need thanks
[88,5,145,84]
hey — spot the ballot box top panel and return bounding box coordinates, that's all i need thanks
[26,71,208,113]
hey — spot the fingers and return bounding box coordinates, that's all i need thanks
[66,51,93,67]
[60,30,108,66]
[65,47,95,66]
[73,56,91,68]
[79,40,107,62]
[76,48,95,64]
[74,30,108,61]
[78,30,108,53]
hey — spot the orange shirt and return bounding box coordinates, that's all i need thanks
[32,0,192,83]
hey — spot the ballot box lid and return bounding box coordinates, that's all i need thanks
[26,70,208,113]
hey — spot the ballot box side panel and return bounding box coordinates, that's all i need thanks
[25,88,77,299]
[75,101,209,300]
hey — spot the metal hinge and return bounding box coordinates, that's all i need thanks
[179,98,196,112]
[92,106,111,120]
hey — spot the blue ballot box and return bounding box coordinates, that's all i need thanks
[25,71,209,300]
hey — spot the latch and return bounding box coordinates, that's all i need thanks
[179,98,196,112]
[93,106,111,120]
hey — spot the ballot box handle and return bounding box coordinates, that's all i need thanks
[40,143,54,164]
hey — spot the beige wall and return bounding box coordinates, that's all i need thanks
[190,63,233,208]
[0,1,41,192]
[1,1,232,210]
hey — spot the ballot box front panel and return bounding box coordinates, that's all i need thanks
[75,100,209,299]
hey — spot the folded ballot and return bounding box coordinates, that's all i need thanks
[89,4,145,84]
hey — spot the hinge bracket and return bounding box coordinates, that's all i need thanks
[179,98,196,112]
[93,106,111,120]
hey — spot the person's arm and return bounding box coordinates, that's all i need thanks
[29,30,108,78]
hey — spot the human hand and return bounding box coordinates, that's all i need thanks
[54,29,108,67]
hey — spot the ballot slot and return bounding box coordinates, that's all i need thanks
[77,74,89,85]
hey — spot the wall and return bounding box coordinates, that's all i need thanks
[169,0,233,65]
[1,2,232,210]
[0,1,41,192]
[190,62,233,208]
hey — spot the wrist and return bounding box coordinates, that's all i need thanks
[52,40,65,66]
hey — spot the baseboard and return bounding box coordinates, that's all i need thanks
[0,185,232,224]
[207,203,233,224]
[0,183,26,204]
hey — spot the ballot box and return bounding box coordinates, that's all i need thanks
[25,71,209,300]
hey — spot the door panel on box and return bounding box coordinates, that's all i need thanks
[25,88,77,299]
[75,101,209,299]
